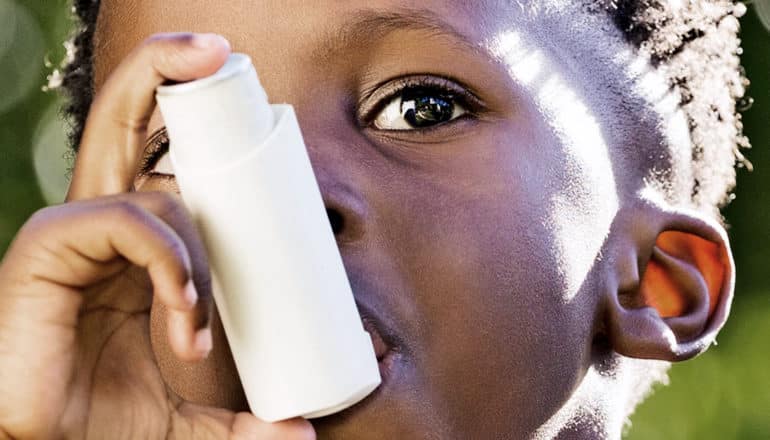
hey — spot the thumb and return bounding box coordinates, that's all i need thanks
[68,32,231,201]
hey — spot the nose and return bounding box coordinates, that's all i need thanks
[327,207,345,235]
[300,124,369,245]
[276,91,369,246]
[318,173,368,245]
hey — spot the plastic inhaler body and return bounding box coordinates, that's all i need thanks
[155,54,381,422]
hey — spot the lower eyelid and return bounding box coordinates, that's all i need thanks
[365,115,481,144]
[140,129,170,174]
[146,171,176,182]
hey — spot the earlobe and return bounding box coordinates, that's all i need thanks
[604,205,735,362]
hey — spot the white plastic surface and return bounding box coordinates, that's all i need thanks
[156,54,274,170]
[155,54,381,422]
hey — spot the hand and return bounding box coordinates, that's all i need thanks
[0,33,316,440]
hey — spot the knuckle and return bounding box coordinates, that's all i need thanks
[154,45,190,73]
[14,217,47,250]
[149,190,183,209]
[145,191,188,220]
[144,33,196,71]
[155,243,188,276]
[108,199,148,224]
[142,32,194,48]
[164,235,189,262]
[146,230,189,278]
[24,205,56,229]
[106,110,150,134]
[141,32,165,47]
[87,87,149,135]
[19,205,70,240]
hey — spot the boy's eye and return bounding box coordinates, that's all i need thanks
[151,149,174,175]
[140,129,174,178]
[373,87,468,130]
[362,75,482,134]
[139,75,483,177]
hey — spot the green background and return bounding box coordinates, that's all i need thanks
[0,1,767,438]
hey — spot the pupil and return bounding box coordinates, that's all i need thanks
[400,89,454,128]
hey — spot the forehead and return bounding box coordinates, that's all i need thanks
[93,0,617,87]
[94,0,687,182]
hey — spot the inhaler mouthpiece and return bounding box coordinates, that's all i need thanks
[155,53,381,422]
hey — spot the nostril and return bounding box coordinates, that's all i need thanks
[321,192,365,243]
[327,208,345,235]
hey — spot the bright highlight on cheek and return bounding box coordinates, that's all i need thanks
[488,29,620,299]
[487,31,543,86]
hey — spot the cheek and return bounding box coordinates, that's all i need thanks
[410,205,593,436]
[138,177,247,409]
[382,121,608,435]
[149,300,248,409]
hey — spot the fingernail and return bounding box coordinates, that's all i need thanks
[194,327,213,356]
[192,33,230,51]
[183,279,198,308]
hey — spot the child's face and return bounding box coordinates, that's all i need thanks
[94,1,692,437]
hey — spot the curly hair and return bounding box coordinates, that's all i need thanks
[606,0,750,217]
[58,0,750,217]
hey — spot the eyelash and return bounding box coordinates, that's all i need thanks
[140,75,483,175]
[140,128,171,176]
[358,75,483,132]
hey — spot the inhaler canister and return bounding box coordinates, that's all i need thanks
[155,53,381,422]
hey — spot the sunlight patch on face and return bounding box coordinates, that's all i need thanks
[485,0,696,302]
[488,26,619,301]
[615,45,695,202]
[487,31,544,85]
[538,76,619,301]
[620,46,684,120]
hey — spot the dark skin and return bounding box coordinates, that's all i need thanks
[0,1,735,439]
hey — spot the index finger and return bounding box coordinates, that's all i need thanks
[66,32,231,202]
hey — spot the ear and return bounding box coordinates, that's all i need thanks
[603,201,735,362]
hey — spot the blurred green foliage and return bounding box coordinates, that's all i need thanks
[0,1,767,438]
[0,0,70,251]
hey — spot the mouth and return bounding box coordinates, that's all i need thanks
[310,303,405,425]
[357,305,402,381]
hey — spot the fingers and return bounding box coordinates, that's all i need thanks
[169,402,317,440]
[167,306,213,361]
[12,191,214,362]
[67,32,230,201]
[229,414,317,440]
[132,191,215,362]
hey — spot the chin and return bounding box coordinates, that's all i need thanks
[310,348,439,439]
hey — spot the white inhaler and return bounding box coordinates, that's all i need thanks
[155,53,381,422]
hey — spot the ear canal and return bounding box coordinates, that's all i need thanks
[640,232,723,341]
[606,223,734,362]
[648,231,726,319]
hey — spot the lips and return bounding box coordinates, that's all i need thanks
[360,315,391,361]
[357,305,401,380]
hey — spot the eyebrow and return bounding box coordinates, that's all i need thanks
[313,7,494,65]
